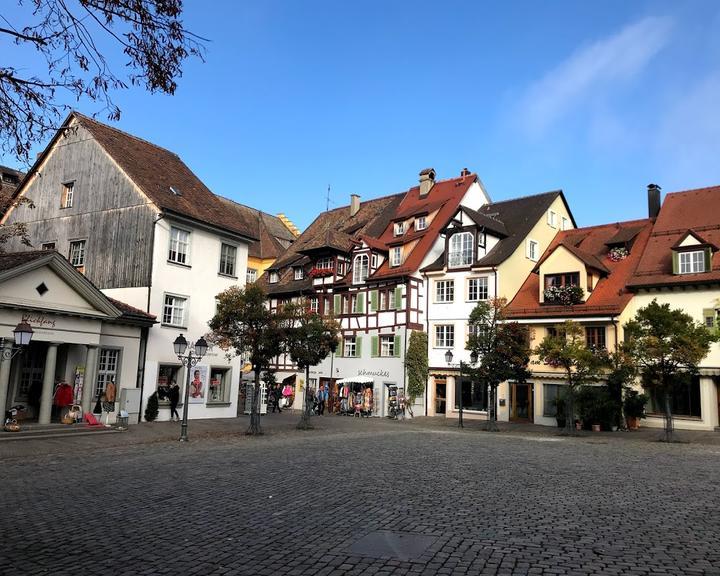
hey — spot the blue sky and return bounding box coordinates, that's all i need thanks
[4,1,720,230]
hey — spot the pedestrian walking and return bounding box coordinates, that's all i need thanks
[168,381,180,422]
[270,385,282,413]
[318,383,327,415]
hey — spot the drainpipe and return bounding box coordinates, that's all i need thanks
[422,272,430,416]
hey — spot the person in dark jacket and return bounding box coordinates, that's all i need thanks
[168,381,180,422]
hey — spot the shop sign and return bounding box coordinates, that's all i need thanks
[21,313,57,329]
[358,368,389,379]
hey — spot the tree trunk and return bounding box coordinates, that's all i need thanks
[297,365,313,430]
[485,384,499,432]
[246,368,263,436]
[563,387,577,436]
[663,390,674,442]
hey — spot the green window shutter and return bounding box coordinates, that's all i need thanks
[356,336,362,358]
[394,286,403,309]
[704,247,712,272]
[369,290,378,312]
[337,338,344,357]
[334,294,341,314]
[357,293,365,314]
[672,251,679,274]
[394,334,401,357]
[371,335,379,357]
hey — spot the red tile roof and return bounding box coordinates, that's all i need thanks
[628,185,720,288]
[506,218,654,319]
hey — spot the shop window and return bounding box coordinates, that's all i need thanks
[95,348,120,397]
[208,368,231,403]
[156,365,181,402]
[168,227,190,265]
[467,277,488,301]
[219,243,237,276]
[246,268,258,283]
[543,383,562,417]
[163,294,186,327]
[648,375,701,417]
[435,280,454,303]
[68,239,86,269]
[454,379,488,411]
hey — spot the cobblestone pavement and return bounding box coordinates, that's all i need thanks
[2,414,719,575]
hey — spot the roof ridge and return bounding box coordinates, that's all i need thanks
[323,191,405,215]
[72,111,181,158]
[560,217,652,234]
[483,189,560,208]
[216,194,282,221]
[665,184,720,197]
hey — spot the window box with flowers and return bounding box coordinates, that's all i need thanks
[607,247,628,262]
[309,267,335,278]
[544,285,584,305]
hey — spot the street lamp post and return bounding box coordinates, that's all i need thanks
[173,333,208,442]
[0,322,34,362]
[445,349,478,429]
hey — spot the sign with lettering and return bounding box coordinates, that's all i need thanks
[357,368,390,378]
[21,313,56,329]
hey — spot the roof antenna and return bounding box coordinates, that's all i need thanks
[326,184,331,212]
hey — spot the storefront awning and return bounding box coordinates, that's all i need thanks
[336,376,374,385]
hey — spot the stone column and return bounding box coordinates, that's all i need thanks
[0,340,13,417]
[38,343,59,425]
[81,345,99,414]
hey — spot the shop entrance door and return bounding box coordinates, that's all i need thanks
[11,342,47,417]
[510,382,533,422]
[435,382,446,415]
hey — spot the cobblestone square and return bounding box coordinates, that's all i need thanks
[1,416,719,575]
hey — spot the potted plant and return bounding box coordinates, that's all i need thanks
[623,390,648,430]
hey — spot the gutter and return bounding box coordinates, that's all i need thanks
[423,272,429,416]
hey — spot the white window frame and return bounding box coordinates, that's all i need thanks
[168,227,190,265]
[561,216,570,231]
[95,348,120,397]
[246,268,258,283]
[380,335,395,357]
[68,239,86,267]
[435,279,455,303]
[391,247,402,267]
[317,257,333,270]
[547,210,557,228]
[468,277,488,302]
[679,250,705,274]
[269,271,279,283]
[309,297,319,313]
[448,232,473,267]
[394,222,405,236]
[371,253,378,269]
[435,324,455,348]
[162,293,187,327]
[344,336,357,358]
[219,243,237,277]
[415,216,427,231]
[61,181,74,209]
[527,239,539,261]
[353,254,369,284]
[294,267,304,280]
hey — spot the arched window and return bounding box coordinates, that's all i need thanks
[353,254,369,284]
[448,232,473,267]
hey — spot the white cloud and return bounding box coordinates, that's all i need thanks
[518,16,673,136]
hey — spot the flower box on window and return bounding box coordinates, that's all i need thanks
[543,285,584,305]
[309,267,335,278]
[607,247,628,262]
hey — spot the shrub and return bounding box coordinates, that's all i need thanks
[144,391,159,422]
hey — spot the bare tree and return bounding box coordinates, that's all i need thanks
[1,0,206,163]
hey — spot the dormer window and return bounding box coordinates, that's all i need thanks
[269,271,279,283]
[390,247,402,267]
[415,216,427,231]
[294,267,304,280]
[448,232,473,267]
[353,254,369,284]
[394,222,405,236]
[671,231,714,275]
[544,272,580,289]
[316,257,333,270]
[678,251,706,274]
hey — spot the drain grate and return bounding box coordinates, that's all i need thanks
[348,530,438,561]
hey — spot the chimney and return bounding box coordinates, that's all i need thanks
[350,194,360,217]
[460,167,471,177]
[647,183,661,219]
[419,168,436,197]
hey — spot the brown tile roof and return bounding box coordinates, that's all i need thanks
[70,113,257,241]
[628,185,720,289]
[216,196,296,260]
[263,193,403,295]
[506,218,654,319]
[0,250,48,270]
[0,165,24,197]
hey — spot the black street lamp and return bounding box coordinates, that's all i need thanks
[173,333,208,442]
[1,322,34,362]
[445,349,478,429]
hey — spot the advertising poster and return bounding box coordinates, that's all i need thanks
[188,365,208,404]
